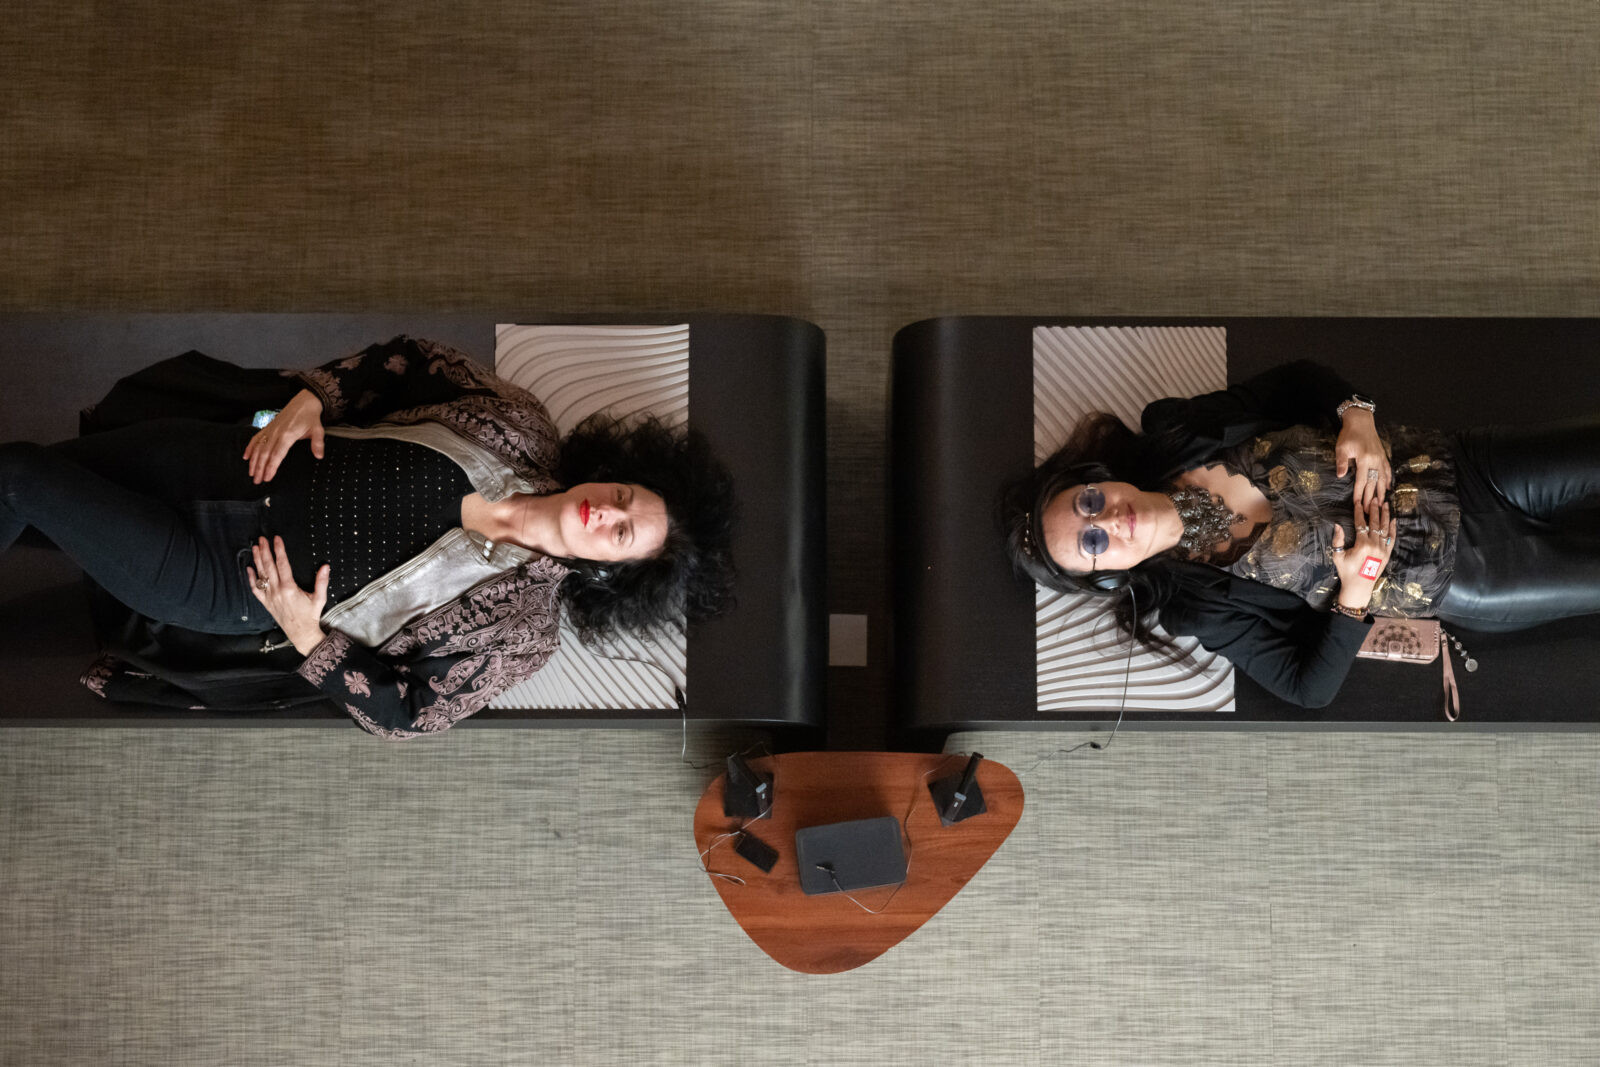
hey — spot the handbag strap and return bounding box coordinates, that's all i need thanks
[1439,629,1460,722]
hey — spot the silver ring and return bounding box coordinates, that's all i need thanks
[1356,526,1369,534]
[1332,546,1346,554]
[1366,469,1379,481]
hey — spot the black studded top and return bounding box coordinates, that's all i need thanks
[268,436,475,606]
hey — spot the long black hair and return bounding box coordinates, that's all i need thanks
[555,412,736,644]
[998,412,1195,657]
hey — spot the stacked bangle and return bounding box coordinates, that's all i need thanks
[1335,394,1376,419]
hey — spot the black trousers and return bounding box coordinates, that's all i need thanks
[0,420,280,634]
[1439,416,1600,632]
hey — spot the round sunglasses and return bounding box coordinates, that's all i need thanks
[1075,485,1111,559]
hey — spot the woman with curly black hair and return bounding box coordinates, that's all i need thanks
[0,336,736,738]
[555,412,736,643]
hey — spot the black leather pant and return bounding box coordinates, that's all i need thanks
[1437,416,1600,632]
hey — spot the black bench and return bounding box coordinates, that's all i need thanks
[891,316,1600,740]
[0,313,825,733]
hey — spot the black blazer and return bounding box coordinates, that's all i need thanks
[1147,361,1374,709]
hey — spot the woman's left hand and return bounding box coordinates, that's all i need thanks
[1330,497,1397,614]
[247,535,331,656]
[1335,407,1391,510]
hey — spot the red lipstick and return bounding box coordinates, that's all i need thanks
[579,499,590,527]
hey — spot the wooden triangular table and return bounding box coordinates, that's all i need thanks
[693,752,1023,974]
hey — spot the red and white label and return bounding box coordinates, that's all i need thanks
[1360,555,1383,580]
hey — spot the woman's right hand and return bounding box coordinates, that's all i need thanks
[247,535,330,655]
[1335,406,1391,510]
[244,389,325,484]
[1330,496,1396,613]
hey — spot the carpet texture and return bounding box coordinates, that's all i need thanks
[4,0,1600,1061]
[5,728,1600,1065]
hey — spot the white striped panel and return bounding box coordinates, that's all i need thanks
[489,324,690,711]
[493,623,686,710]
[1033,326,1235,712]
[494,323,689,431]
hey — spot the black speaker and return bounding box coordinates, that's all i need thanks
[928,753,987,827]
[724,753,773,820]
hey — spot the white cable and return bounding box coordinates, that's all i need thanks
[1018,584,1136,777]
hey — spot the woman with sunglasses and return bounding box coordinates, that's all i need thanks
[1001,360,1600,707]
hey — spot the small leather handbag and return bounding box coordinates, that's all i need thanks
[1357,619,1476,722]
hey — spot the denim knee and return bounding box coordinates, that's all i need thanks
[0,440,49,481]
[0,441,51,549]
[0,441,54,504]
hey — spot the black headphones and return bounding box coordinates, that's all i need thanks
[563,560,615,585]
[1085,567,1131,594]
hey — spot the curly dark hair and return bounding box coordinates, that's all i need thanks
[553,412,737,644]
[998,411,1197,659]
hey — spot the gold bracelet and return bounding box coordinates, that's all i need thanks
[1330,602,1367,619]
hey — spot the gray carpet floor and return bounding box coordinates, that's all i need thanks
[5,0,1600,1062]
[4,727,1600,1066]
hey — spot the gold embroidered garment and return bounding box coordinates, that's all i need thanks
[1223,426,1460,617]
